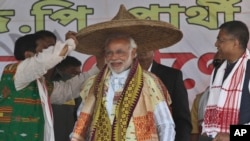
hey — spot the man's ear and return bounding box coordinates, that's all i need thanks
[234,39,240,48]
[132,48,137,58]
[24,51,35,58]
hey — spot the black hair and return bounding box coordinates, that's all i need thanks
[14,34,38,60]
[56,56,82,70]
[35,30,57,40]
[219,20,249,49]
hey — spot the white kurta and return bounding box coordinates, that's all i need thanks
[74,69,175,141]
[14,39,75,141]
[50,65,99,104]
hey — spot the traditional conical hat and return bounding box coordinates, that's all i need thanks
[76,4,183,55]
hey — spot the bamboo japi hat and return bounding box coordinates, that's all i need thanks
[76,4,183,55]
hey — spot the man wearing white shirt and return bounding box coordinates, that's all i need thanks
[71,34,175,141]
[0,31,83,141]
[201,20,250,141]
[70,4,184,141]
[137,50,192,141]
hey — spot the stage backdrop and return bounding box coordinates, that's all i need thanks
[1,0,250,108]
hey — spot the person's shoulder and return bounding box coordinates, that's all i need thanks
[142,69,158,79]
[193,88,208,105]
[3,63,19,73]
[142,70,166,101]
[153,61,182,73]
[0,63,18,81]
[83,74,97,85]
[142,70,164,87]
[4,63,18,69]
[194,93,203,102]
[191,93,203,112]
[80,74,97,98]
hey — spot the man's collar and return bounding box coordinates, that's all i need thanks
[111,69,130,78]
[148,62,153,71]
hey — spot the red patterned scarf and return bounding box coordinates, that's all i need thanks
[203,50,250,136]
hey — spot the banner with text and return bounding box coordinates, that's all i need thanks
[1,0,249,107]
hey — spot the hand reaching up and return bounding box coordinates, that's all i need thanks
[65,31,78,46]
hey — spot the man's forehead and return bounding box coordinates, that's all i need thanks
[106,40,130,49]
[108,38,129,44]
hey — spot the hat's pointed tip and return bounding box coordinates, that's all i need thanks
[112,4,137,20]
[120,4,126,10]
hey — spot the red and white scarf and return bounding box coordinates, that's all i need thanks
[203,50,250,137]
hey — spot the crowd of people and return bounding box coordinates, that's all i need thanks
[0,4,249,141]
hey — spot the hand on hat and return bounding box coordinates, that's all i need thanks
[58,31,78,57]
[65,31,78,46]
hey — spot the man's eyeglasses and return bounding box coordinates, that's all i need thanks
[105,49,129,58]
[216,38,235,44]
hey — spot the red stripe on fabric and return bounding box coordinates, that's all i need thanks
[0,56,16,61]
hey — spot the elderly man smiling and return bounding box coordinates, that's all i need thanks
[71,5,183,141]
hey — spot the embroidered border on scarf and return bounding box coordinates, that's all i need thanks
[133,112,157,141]
[204,51,249,134]
[90,60,143,141]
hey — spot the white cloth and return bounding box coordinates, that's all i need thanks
[106,69,129,117]
[50,65,99,104]
[155,101,176,141]
[37,78,54,141]
[202,50,250,138]
[198,87,209,121]
[74,69,175,141]
[148,63,153,71]
[14,38,75,141]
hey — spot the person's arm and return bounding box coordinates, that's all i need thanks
[190,94,202,141]
[14,38,76,90]
[155,101,176,141]
[50,65,99,104]
[213,133,229,141]
[172,71,192,141]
